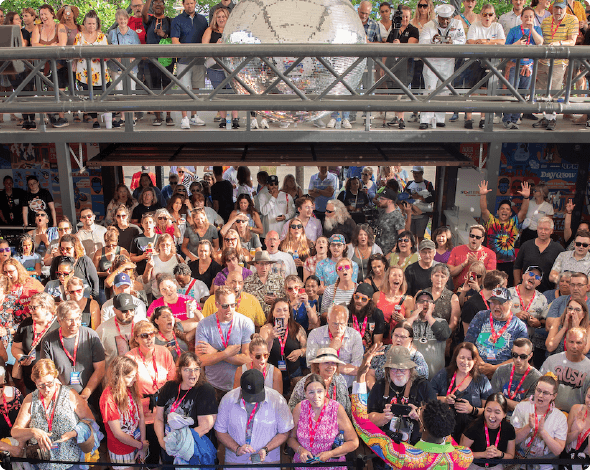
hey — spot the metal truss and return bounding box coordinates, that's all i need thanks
[1,44,590,117]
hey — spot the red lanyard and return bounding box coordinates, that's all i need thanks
[516,286,536,313]
[328,329,345,356]
[520,25,531,44]
[138,348,159,390]
[251,362,267,379]
[170,383,191,413]
[481,292,490,311]
[308,400,327,449]
[1,392,11,428]
[352,315,368,338]
[127,390,139,426]
[576,409,590,450]
[242,398,260,429]
[489,312,513,344]
[159,331,181,358]
[550,17,561,40]
[447,371,470,396]
[507,365,531,399]
[115,318,134,347]
[58,329,79,367]
[528,404,550,446]
[33,320,53,344]
[277,325,289,358]
[41,388,58,432]
[484,422,501,449]
[185,279,196,296]
[216,316,233,349]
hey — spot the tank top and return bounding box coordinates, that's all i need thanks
[98,246,121,290]
[38,23,59,46]
[426,287,453,324]
[269,331,301,377]
[241,363,275,388]
[376,291,407,344]
[64,25,78,45]
[81,298,92,328]
[209,30,223,70]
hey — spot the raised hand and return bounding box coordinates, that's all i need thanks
[518,181,531,199]
[478,181,491,196]
[566,199,575,214]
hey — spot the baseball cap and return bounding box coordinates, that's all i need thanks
[114,273,132,288]
[489,287,512,304]
[328,234,345,245]
[241,369,265,403]
[412,166,425,173]
[379,186,398,201]
[418,239,436,251]
[525,265,543,277]
[113,293,135,312]
[553,0,567,7]
[415,290,434,302]
[355,283,375,298]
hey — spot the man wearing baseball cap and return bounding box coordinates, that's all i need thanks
[215,369,293,467]
[405,240,454,296]
[404,167,435,243]
[465,287,528,378]
[419,3,466,129]
[96,293,136,365]
[374,179,412,256]
[100,272,147,323]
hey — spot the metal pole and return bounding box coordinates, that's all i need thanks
[486,143,503,213]
[55,142,77,224]
[296,166,305,191]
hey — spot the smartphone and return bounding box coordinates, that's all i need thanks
[18,354,31,362]
[166,340,177,348]
[299,288,306,294]
[468,272,476,283]
[275,317,285,329]
[389,404,412,416]
[250,453,261,464]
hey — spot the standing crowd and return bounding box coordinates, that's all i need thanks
[0,164,589,469]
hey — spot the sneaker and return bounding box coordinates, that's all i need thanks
[313,118,326,128]
[502,121,511,129]
[493,115,501,124]
[436,122,446,128]
[232,118,240,129]
[342,119,352,129]
[546,119,556,130]
[153,118,163,126]
[523,113,539,121]
[510,122,519,129]
[165,116,174,126]
[409,113,419,122]
[419,123,428,130]
[22,121,30,130]
[449,113,459,122]
[53,117,69,128]
[136,112,144,120]
[28,121,37,131]
[533,117,549,128]
[260,118,269,129]
[219,120,229,128]
[112,120,122,128]
[279,122,290,128]
[213,112,222,122]
[479,119,485,129]
[326,118,336,128]
[464,119,473,129]
[398,118,405,129]
[180,116,190,129]
[190,115,205,126]
[92,121,100,130]
[516,117,522,125]
[251,118,259,129]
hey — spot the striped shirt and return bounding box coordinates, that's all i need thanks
[320,284,356,314]
[541,14,578,64]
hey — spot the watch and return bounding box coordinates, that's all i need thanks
[262,446,269,455]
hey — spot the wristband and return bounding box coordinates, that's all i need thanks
[297,445,302,455]
[500,452,505,459]
[235,444,241,454]
[262,446,269,455]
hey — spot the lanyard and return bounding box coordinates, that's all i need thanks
[170,383,191,413]
[138,348,159,390]
[185,279,196,296]
[528,404,550,446]
[328,329,345,356]
[516,286,536,313]
[216,316,233,349]
[251,362,267,379]
[507,365,531,399]
[352,315,368,338]
[159,331,181,358]
[33,319,53,344]
[58,329,79,368]
[484,422,501,451]
[127,390,139,426]
[308,400,328,449]
[447,371,470,396]
[115,318,134,348]
[489,312,513,344]
[41,388,58,432]
[550,17,562,40]
[277,325,289,358]
[327,381,336,400]
[481,292,490,311]
[520,25,532,44]
[576,409,590,450]
[242,398,260,433]
[1,391,11,428]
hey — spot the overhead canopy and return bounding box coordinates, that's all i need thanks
[88,142,474,167]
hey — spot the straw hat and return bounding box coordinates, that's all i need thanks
[309,347,346,365]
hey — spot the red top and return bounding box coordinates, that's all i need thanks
[127,17,146,44]
[100,386,140,455]
[448,244,497,286]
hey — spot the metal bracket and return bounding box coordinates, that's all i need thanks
[68,143,85,172]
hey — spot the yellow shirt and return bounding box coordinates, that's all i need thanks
[541,13,579,65]
[202,292,266,327]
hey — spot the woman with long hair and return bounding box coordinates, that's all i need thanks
[212,247,253,292]
[303,236,328,283]
[432,342,492,441]
[433,226,453,263]
[105,184,138,227]
[425,264,460,333]
[187,240,222,293]
[166,194,191,248]
[281,218,315,278]
[315,234,359,288]
[338,177,370,224]
[66,276,100,330]
[235,166,255,198]
[320,257,357,317]
[151,305,189,362]
[93,227,129,304]
[363,253,389,292]
[132,173,165,207]
[105,255,147,306]
[2,258,44,326]
[109,205,141,252]
[14,233,42,278]
[100,356,148,468]
[143,234,182,299]
[130,187,162,224]
[388,230,418,271]
[234,333,283,392]
[220,214,261,256]
[347,225,382,283]
[373,266,414,343]
[546,297,590,354]
[286,275,320,333]
[281,174,304,201]
[563,382,590,464]
[227,194,263,235]
[182,207,220,262]
[378,2,392,40]
[409,0,434,94]
[154,208,181,239]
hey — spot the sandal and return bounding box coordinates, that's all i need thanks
[73,114,82,123]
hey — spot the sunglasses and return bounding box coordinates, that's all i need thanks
[56,271,72,277]
[225,238,237,243]
[178,171,185,174]
[511,352,530,360]
[170,182,178,185]
[37,213,47,218]
[219,302,238,309]
[286,286,300,291]
[398,238,410,243]
[254,353,269,360]
[138,332,156,339]
[469,233,483,240]
[526,272,542,281]
[354,294,369,302]
[575,242,589,248]
[481,12,494,17]
[268,182,278,186]
[418,3,428,7]
[0,248,10,253]
[81,214,93,219]
[68,288,83,295]
[325,210,334,214]
[291,224,303,229]
[337,265,351,271]
[235,220,247,224]
[116,214,127,218]
[158,216,168,220]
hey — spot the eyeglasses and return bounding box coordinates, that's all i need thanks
[0,248,10,253]
[325,210,334,214]
[567,306,583,313]
[291,224,303,229]
[286,286,300,291]
[138,332,156,339]
[469,234,483,240]
[254,353,269,360]
[354,294,369,302]
[56,271,72,277]
[393,333,410,340]
[511,352,530,360]
[535,388,554,397]
[81,214,94,219]
[481,12,494,17]
[219,302,238,309]
[116,214,127,218]
[225,238,237,243]
[337,265,351,271]
[37,380,55,389]
[398,238,410,243]
[527,272,542,281]
[575,242,589,248]
[182,367,201,373]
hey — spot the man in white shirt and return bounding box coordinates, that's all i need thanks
[499,0,525,34]
[101,273,147,322]
[258,175,295,238]
[76,208,107,260]
[265,231,296,277]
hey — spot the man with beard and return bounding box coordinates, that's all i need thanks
[279,195,323,242]
[508,266,549,368]
[374,179,412,257]
[448,224,497,287]
[96,293,136,365]
[323,199,357,244]
[347,283,385,349]
[465,287,528,379]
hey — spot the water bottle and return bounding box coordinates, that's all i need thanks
[293,250,299,260]
[332,431,344,449]
[335,115,342,129]
[226,118,231,130]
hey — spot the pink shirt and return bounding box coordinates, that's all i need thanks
[147,294,200,321]
[125,346,176,396]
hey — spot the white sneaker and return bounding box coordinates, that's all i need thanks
[493,115,501,124]
[326,118,336,128]
[313,118,326,128]
[180,116,190,129]
[260,118,269,129]
[251,118,259,129]
[342,119,352,129]
[279,122,290,128]
[190,115,206,126]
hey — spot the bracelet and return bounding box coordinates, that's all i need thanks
[500,452,505,459]
[296,445,302,455]
[471,406,478,417]
[262,446,269,455]
[235,444,241,454]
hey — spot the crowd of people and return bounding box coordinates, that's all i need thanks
[1,0,588,131]
[0,163,588,470]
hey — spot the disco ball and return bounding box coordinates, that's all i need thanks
[221,0,367,123]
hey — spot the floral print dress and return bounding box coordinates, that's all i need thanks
[74,32,111,86]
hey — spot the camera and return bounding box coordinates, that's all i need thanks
[386,5,403,42]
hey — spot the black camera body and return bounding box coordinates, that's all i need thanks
[387,5,404,42]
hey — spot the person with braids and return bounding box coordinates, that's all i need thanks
[351,343,474,470]
[234,333,283,393]
[99,356,149,468]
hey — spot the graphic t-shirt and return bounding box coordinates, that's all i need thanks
[26,188,54,226]
[484,213,522,263]
[540,353,590,412]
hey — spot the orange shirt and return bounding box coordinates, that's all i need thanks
[126,345,176,396]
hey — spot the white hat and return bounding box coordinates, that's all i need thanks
[412,166,425,173]
[435,4,455,17]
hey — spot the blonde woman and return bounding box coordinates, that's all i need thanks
[373,266,414,344]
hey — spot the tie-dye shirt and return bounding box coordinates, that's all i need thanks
[484,213,522,263]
